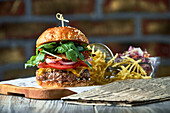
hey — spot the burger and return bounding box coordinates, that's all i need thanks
[25,26,92,88]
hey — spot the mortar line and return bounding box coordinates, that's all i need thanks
[24,0,32,16]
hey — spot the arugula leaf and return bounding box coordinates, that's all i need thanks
[25,52,45,69]
[66,49,78,62]
[66,51,71,61]
[77,46,84,51]
[63,42,84,61]
[25,56,36,69]
[84,60,93,71]
[41,49,62,59]
[67,42,76,49]
[78,53,85,61]
[36,42,56,55]
[44,44,55,49]
[62,44,69,51]
[55,46,65,53]
[25,63,34,69]
[35,53,45,65]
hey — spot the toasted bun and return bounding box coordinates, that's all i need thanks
[36,78,89,88]
[36,26,89,47]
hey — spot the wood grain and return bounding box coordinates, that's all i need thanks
[0,84,76,99]
[0,95,170,113]
[0,95,94,113]
[63,77,170,106]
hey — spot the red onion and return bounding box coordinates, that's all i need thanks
[86,59,92,66]
[59,60,76,65]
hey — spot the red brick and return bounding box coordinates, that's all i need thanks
[155,43,170,58]
[2,68,36,80]
[0,47,25,64]
[32,0,94,15]
[139,0,169,12]
[143,19,170,35]
[0,23,57,39]
[103,0,169,13]
[104,42,170,58]
[0,1,25,16]
[0,27,5,40]
[69,20,134,36]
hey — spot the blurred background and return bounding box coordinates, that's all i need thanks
[0,0,170,81]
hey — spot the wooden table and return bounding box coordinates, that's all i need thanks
[0,94,170,113]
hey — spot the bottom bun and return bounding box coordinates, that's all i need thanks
[36,78,90,88]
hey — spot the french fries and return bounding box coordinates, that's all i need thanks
[89,45,151,85]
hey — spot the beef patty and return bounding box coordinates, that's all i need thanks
[36,69,90,83]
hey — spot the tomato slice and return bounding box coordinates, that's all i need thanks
[38,62,80,69]
[38,62,49,68]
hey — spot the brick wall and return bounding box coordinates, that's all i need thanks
[0,0,170,80]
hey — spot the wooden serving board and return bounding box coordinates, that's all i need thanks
[0,77,99,99]
[0,84,76,99]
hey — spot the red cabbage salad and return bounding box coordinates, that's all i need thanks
[115,46,153,75]
[116,46,150,62]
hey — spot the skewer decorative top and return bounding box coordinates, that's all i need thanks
[56,13,69,27]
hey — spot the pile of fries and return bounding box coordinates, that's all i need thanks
[89,46,151,85]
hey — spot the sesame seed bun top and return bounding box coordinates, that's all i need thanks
[36,26,89,47]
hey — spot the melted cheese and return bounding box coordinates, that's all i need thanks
[37,66,89,77]
[67,66,89,77]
